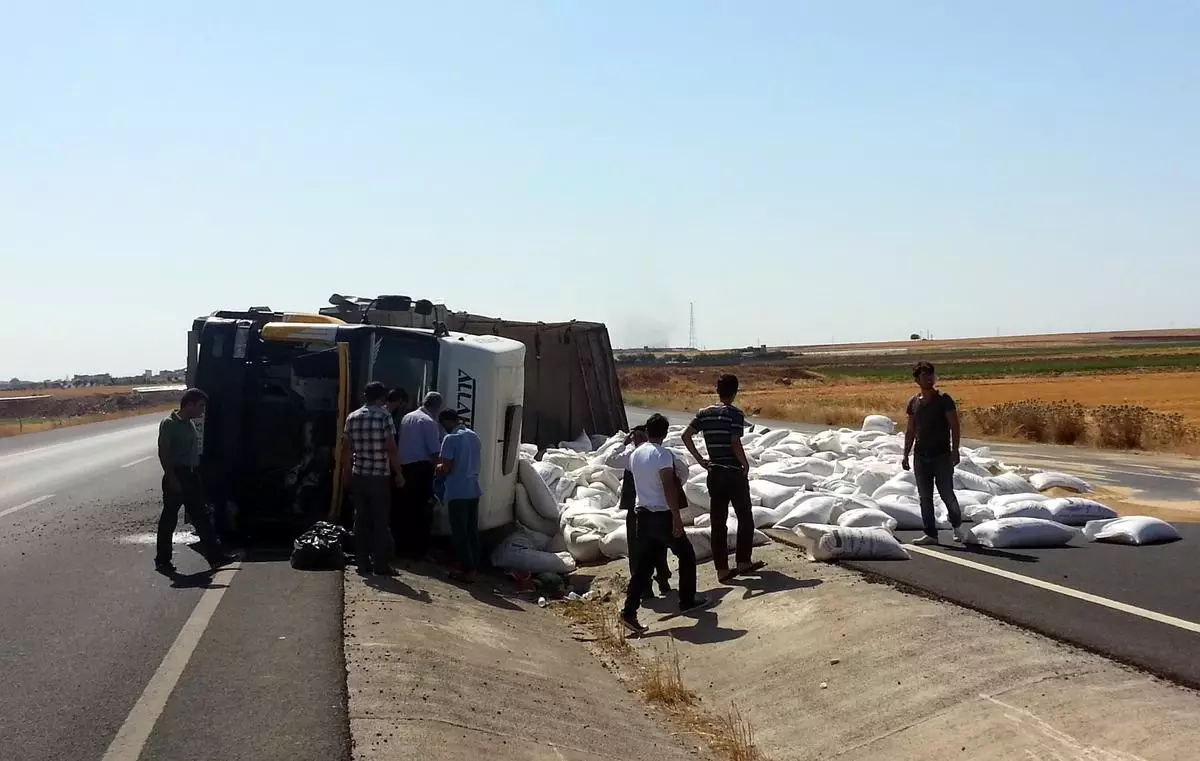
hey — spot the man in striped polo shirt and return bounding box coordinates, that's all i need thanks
[682,373,764,583]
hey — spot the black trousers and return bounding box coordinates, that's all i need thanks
[707,466,755,572]
[623,510,697,617]
[914,453,962,538]
[396,461,435,558]
[157,469,221,566]
[625,506,671,586]
[353,474,393,571]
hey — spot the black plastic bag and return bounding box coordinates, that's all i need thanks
[290,521,349,570]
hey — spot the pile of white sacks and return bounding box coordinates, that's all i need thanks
[490,415,1183,573]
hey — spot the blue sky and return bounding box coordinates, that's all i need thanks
[2,1,1198,379]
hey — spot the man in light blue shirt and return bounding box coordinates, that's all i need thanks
[436,409,482,583]
[396,392,444,559]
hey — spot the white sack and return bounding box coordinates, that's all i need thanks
[987,472,1035,495]
[563,525,605,563]
[519,443,539,460]
[1043,498,1119,526]
[836,507,900,531]
[532,461,565,488]
[1030,471,1093,493]
[558,431,594,453]
[519,458,564,521]
[588,467,623,495]
[862,415,896,434]
[966,517,1079,549]
[757,429,791,449]
[599,524,630,558]
[970,501,1054,523]
[873,478,919,501]
[875,494,951,530]
[990,492,1051,507]
[773,494,849,529]
[542,450,589,472]
[514,484,558,536]
[749,480,801,509]
[1083,516,1182,545]
[574,486,617,510]
[491,528,578,574]
[953,469,994,493]
[752,505,784,528]
[554,474,582,503]
[795,523,909,561]
[753,470,824,489]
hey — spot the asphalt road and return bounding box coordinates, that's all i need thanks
[0,415,348,761]
[627,406,1200,688]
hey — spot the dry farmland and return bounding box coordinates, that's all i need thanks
[619,332,1200,454]
[0,387,174,438]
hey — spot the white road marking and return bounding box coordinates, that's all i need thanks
[120,455,155,469]
[0,494,54,518]
[908,544,1200,634]
[100,563,241,761]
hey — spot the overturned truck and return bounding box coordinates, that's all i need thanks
[319,294,627,449]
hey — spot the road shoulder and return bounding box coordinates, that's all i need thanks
[584,542,1200,761]
[344,565,699,761]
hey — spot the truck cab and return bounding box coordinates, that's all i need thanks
[188,308,525,541]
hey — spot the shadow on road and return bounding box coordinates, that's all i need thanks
[168,570,228,590]
[363,573,432,603]
[727,569,822,600]
[939,544,1041,563]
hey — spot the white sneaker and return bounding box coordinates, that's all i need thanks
[912,534,939,546]
[953,526,970,543]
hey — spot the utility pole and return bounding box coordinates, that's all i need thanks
[688,303,697,350]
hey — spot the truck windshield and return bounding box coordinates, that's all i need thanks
[368,331,439,404]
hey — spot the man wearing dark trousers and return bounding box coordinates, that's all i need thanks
[621,414,709,636]
[342,382,406,575]
[683,373,763,583]
[396,391,444,560]
[902,361,967,545]
[617,425,672,598]
[436,409,482,583]
[155,388,233,576]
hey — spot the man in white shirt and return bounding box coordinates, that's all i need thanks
[621,414,710,635]
[617,426,672,598]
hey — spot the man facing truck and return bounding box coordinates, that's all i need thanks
[342,382,405,576]
[397,392,445,560]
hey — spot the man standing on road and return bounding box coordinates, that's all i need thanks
[342,382,406,575]
[902,361,967,545]
[436,409,482,584]
[155,388,233,576]
[682,373,763,583]
[621,414,708,636]
[397,391,444,560]
[616,425,672,598]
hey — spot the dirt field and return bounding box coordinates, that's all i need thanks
[0,389,174,438]
[621,365,1200,454]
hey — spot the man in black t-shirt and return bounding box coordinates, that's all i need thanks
[683,373,765,583]
[902,361,966,545]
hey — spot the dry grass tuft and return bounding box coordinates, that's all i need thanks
[640,637,695,707]
[557,597,630,654]
[706,702,767,761]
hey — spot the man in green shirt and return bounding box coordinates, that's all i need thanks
[156,388,233,576]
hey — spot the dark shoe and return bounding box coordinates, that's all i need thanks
[448,570,476,585]
[657,580,673,596]
[208,552,237,570]
[641,588,658,601]
[621,612,648,636]
[355,566,372,577]
[680,595,714,614]
[373,566,399,577]
[736,560,766,575]
[155,561,177,577]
